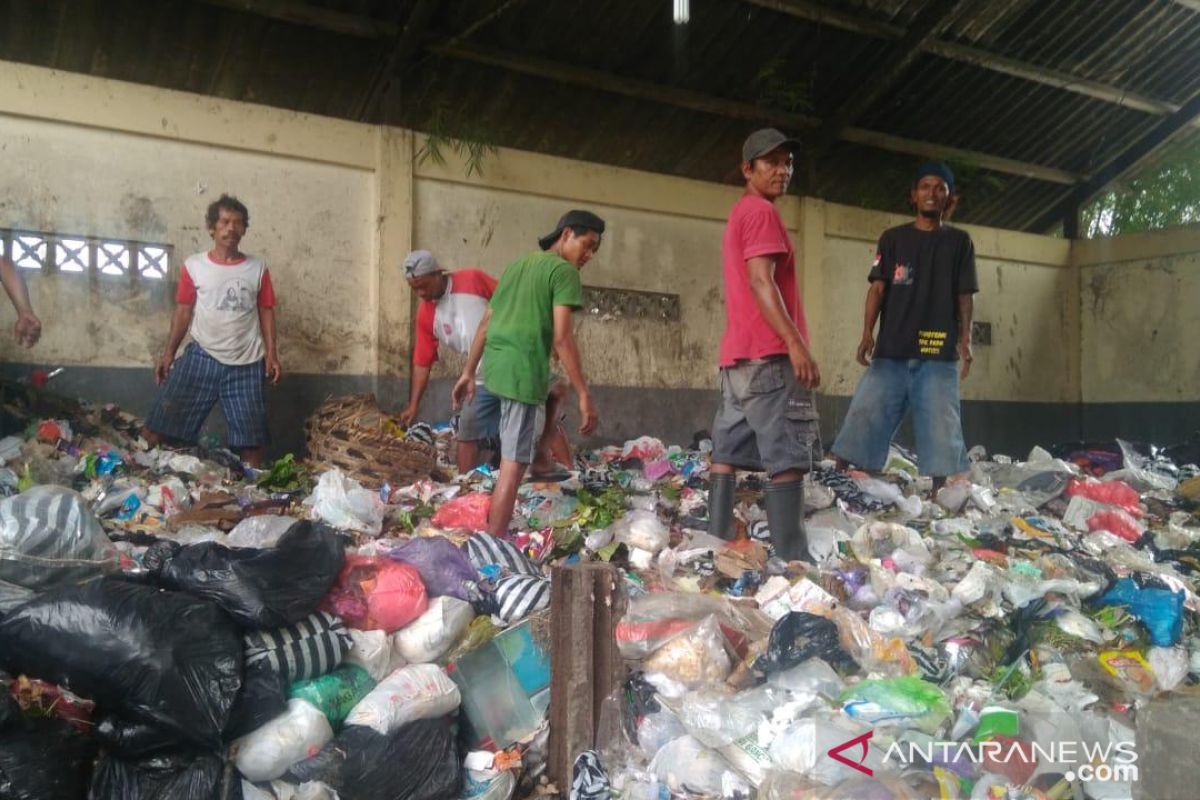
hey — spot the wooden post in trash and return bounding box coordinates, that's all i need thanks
[547,562,627,789]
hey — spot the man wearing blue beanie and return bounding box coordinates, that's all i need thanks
[831,161,978,488]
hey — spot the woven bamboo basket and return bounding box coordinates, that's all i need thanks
[305,394,441,488]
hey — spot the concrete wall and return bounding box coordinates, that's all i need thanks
[804,200,1079,456]
[2,59,1188,462]
[1074,225,1200,444]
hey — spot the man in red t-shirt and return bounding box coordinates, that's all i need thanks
[709,129,822,562]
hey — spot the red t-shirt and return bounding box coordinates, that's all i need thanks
[717,194,808,367]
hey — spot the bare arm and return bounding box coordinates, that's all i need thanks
[552,305,597,436]
[747,255,820,388]
[0,257,41,347]
[857,280,887,366]
[259,306,281,384]
[957,293,974,380]
[156,304,195,384]
[399,364,432,425]
[452,309,491,409]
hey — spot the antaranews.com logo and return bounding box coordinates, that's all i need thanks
[827,730,1139,783]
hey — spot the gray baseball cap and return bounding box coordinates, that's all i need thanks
[742,128,799,162]
[402,249,441,278]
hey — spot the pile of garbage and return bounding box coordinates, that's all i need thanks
[588,438,1200,800]
[1,379,1199,800]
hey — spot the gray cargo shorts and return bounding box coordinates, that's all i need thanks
[711,355,823,476]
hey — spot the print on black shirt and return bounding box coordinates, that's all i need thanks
[867,223,979,361]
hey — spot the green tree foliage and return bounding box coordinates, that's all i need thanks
[1083,140,1200,237]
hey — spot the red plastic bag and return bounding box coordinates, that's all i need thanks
[431,493,492,531]
[321,556,428,632]
[1066,478,1142,517]
[1086,508,1144,543]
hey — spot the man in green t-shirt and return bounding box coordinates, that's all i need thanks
[453,210,604,537]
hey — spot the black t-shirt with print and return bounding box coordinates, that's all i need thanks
[868,223,979,360]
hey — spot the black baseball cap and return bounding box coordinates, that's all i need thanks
[742,128,799,162]
[538,210,607,251]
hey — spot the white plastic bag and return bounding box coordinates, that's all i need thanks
[234,699,334,783]
[344,663,460,735]
[613,510,670,554]
[344,629,395,682]
[392,596,474,663]
[228,515,301,548]
[650,736,749,797]
[304,469,386,535]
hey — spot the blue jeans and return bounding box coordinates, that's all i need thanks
[832,358,968,477]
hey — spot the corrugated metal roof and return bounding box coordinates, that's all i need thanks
[1,0,1197,231]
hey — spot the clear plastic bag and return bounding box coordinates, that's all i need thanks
[649,735,749,797]
[676,685,785,749]
[304,470,386,535]
[0,485,120,590]
[643,615,732,689]
[228,515,302,548]
[613,510,670,554]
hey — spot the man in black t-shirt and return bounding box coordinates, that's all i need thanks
[831,162,979,485]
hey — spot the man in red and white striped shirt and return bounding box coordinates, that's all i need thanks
[399,250,570,478]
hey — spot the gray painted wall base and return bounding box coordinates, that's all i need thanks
[1,363,1193,463]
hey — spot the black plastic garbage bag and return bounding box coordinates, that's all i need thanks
[286,717,461,800]
[95,715,184,758]
[755,611,857,674]
[154,520,345,629]
[0,714,97,800]
[223,658,288,741]
[0,576,243,748]
[89,750,242,800]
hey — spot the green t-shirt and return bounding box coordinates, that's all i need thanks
[483,251,583,405]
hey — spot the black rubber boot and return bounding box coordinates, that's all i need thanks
[765,478,808,561]
[706,472,736,540]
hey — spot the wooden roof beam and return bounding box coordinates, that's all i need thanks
[746,0,1186,118]
[432,42,1081,185]
[1027,90,1200,232]
[811,0,971,152]
[357,0,441,121]
[200,0,399,38]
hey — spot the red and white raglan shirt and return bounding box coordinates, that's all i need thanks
[176,252,276,365]
[413,269,497,382]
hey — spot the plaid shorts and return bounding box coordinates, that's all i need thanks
[145,343,269,448]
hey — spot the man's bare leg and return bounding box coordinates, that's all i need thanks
[240,446,265,467]
[531,382,570,477]
[488,458,528,537]
[456,440,481,474]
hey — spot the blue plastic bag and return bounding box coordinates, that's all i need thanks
[1098,577,1185,646]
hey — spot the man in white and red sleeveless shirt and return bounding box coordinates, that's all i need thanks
[399,250,570,478]
[142,194,280,466]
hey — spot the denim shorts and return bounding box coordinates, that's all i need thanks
[711,356,823,477]
[832,357,968,477]
[456,383,502,442]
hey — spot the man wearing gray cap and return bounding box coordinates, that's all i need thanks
[708,129,821,563]
[453,210,603,536]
